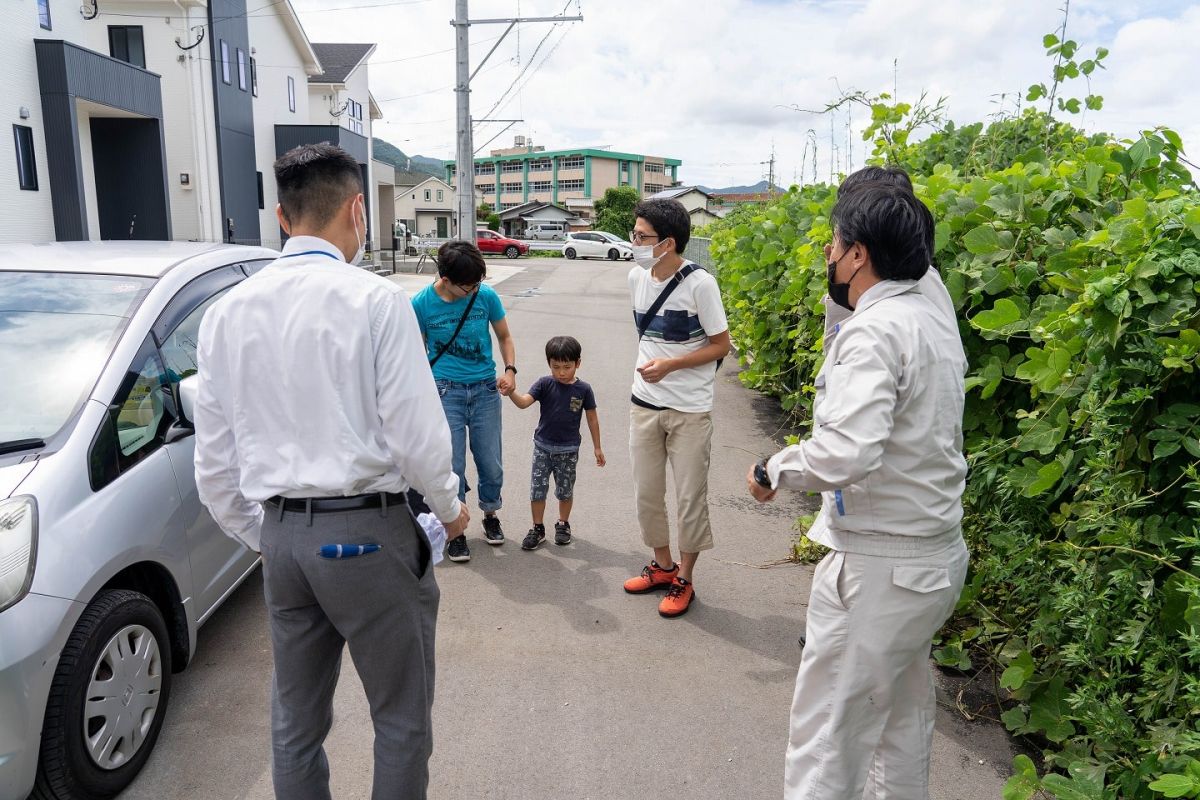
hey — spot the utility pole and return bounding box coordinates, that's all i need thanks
[451,2,582,241]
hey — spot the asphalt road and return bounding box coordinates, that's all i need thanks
[120,257,1016,799]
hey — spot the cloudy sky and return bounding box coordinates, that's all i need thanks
[290,0,1200,189]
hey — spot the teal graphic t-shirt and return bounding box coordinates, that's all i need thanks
[411,283,506,383]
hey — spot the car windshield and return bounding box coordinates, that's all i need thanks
[0,271,153,445]
[596,231,626,243]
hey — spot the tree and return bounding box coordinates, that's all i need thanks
[592,186,640,237]
[477,201,500,232]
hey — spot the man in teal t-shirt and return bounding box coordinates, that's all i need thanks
[411,241,517,562]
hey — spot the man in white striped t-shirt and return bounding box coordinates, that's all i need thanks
[621,198,730,618]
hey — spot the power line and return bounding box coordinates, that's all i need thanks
[94,0,435,21]
[186,32,507,72]
[478,0,571,122]
[478,18,572,124]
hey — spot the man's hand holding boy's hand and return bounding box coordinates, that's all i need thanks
[594,448,606,467]
[496,372,516,395]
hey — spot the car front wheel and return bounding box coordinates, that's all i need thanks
[564,247,577,260]
[505,246,520,259]
[34,589,172,800]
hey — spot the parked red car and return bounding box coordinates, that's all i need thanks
[476,229,528,259]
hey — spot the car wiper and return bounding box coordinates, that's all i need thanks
[0,438,46,455]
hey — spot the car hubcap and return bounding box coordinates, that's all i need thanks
[84,624,162,770]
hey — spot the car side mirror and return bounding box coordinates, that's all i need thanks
[164,375,198,444]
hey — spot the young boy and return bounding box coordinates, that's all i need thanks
[503,336,605,549]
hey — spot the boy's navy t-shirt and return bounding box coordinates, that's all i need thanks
[529,376,597,452]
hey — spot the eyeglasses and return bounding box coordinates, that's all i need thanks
[629,231,661,245]
[451,281,480,295]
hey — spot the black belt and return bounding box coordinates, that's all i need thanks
[631,394,669,412]
[265,492,407,514]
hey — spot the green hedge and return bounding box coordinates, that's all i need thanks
[711,129,1200,798]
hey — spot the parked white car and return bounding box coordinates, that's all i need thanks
[562,231,633,261]
[526,221,566,240]
[0,241,276,800]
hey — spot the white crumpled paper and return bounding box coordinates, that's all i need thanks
[415,513,446,566]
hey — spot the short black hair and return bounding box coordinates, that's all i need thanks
[274,143,362,228]
[838,166,936,267]
[830,183,930,282]
[437,240,487,284]
[545,336,582,363]
[633,198,690,253]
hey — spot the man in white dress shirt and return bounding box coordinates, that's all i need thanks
[194,143,468,800]
[747,180,969,799]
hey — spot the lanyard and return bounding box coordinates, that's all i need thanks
[279,250,341,261]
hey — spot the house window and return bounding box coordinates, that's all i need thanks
[557,179,584,192]
[250,57,258,96]
[645,163,665,174]
[38,0,51,30]
[237,49,247,91]
[500,161,524,173]
[220,40,231,84]
[256,172,264,210]
[436,189,443,202]
[13,126,38,191]
[475,163,494,175]
[109,26,145,69]
[501,182,522,194]
[559,156,584,170]
[424,189,431,202]
[481,184,495,194]
[287,76,296,112]
[530,180,552,193]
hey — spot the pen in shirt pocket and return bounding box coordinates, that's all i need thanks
[318,544,383,559]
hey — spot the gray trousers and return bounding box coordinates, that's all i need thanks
[259,501,439,800]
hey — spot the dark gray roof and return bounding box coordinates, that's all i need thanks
[650,186,709,200]
[393,169,436,187]
[309,43,374,84]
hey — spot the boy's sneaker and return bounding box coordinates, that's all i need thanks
[659,576,696,618]
[521,525,546,551]
[446,535,470,563]
[623,561,678,594]
[554,520,572,546]
[483,516,505,546]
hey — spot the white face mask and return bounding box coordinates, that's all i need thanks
[632,240,666,270]
[350,198,366,265]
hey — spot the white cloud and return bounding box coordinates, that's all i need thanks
[294,0,1200,188]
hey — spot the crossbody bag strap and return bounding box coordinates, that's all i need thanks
[429,289,479,367]
[635,263,700,340]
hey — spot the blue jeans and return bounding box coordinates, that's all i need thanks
[435,378,503,513]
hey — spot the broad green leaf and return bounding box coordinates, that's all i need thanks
[964,224,1004,255]
[1022,460,1065,497]
[1148,774,1199,798]
[1001,707,1028,731]
[1041,772,1105,800]
[971,299,1022,333]
[1029,678,1076,742]
[1184,207,1200,239]
[1004,755,1041,800]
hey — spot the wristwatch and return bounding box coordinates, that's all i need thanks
[753,458,773,489]
[504,364,518,375]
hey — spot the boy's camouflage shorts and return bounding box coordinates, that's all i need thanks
[530,445,579,501]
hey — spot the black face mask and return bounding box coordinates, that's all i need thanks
[826,248,864,311]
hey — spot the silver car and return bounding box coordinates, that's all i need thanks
[0,242,276,800]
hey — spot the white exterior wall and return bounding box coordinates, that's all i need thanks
[248,9,313,249]
[80,0,219,242]
[0,2,88,243]
[75,104,101,239]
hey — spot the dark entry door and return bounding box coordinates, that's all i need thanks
[90,118,170,240]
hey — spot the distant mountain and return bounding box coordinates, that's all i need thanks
[700,179,784,194]
[373,138,443,177]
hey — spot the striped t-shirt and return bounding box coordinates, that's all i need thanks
[628,263,728,413]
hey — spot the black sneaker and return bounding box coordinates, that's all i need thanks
[521,524,546,551]
[446,535,470,563]
[554,520,572,546]
[483,515,505,546]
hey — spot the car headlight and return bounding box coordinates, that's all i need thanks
[0,496,37,613]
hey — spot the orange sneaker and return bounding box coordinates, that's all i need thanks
[623,561,678,594]
[659,577,696,618]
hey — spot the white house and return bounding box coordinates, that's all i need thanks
[395,176,483,239]
[1,0,386,249]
